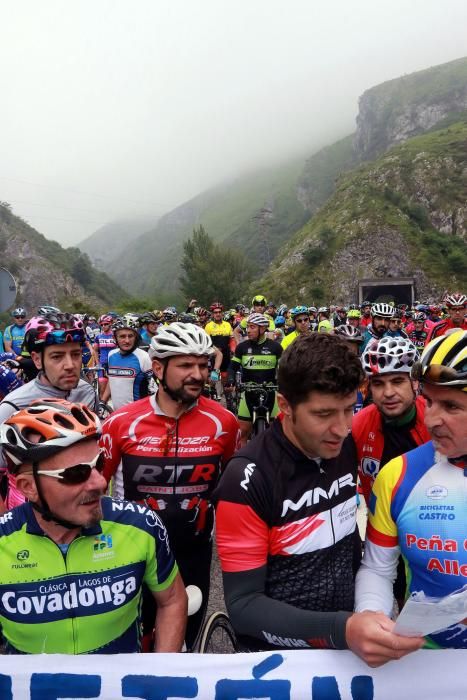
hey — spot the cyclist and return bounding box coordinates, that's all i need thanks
[334,306,348,328]
[334,325,365,413]
[4,308,28,354]
[227,313,282,445]
[347,308,362,332]
[407,311,430,349]
[353,337,429,504]
[215,333,422,664]
[107,316,153,411]
[386,308,407,338]
[427,292,466,340]
[93,315,117,400]
[281,306,311,350]
[139,311,162,350]
[360,302,394,351]
[205,301,234,370]
[0,313,96,512]
[360,301,372,327]
[355,329,467,650]
[0,399,186,653]
[101,322,240,650]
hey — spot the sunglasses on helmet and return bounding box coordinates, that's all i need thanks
[41,329,85,345]
[34,451,105,485]
[411,361,467,387]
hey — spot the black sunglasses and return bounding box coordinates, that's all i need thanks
[34,451,105,485]
[14,315,26,319]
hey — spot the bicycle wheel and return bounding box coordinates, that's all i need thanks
[198,611,238,654]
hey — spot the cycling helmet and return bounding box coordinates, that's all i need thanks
[390,309,402,320]
[411,329,467,391]
[412,311,426,322]
[0,399,100,473]
[25,313,85,351]
[194,307,210,320]
[210,302,224,312]
[335,324,363,343]
[163,307,177,321]
[277,304,288,316]
[98,314,113,326]
[444,292,467,308]
[111,317,139,333]
[247,313,270,327]
[291,305,309,319]
[37,305,60,316]
[139,312,159,326]
[235,304,248,314]
[252,295,267,306]
[149,322,214,360]
[318,306,329,315]
[362,337,419,376]
[371,303,394,319]
[275,315,286,327]
[12,307,26,317]
[347,309,362,319]
[349,304,359,310]
[360,301,371,309]
[178,312,197,324]
[308,306,317,315]
[224,309,235,322]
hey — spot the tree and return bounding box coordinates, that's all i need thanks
[180,225,253,306]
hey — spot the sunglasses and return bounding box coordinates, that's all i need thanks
[34,451,105,485]
[14,315,26,319]
[41,329,85,345]
[411,361,467,387]
[295,317,310,324]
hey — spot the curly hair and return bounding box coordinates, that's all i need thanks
[278,333,364,406]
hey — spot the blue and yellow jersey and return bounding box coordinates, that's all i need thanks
[367,441,467,648]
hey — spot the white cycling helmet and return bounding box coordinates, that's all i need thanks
[362,336,419,376]
[149,322,214,359]
[370,303,394,319]
[247,313,269,327]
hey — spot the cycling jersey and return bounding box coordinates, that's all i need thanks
[204,320,233,371]
[228,337,282,384]
[93,333,117,371]
[352,396,430,503]
[3,324,26,355]
[0,364,22,401]
[428,317,467,341]
[356,442,467,648]
[407,327,429,349]
[107,347,152,410]
[0,497,177,654]
[101,393,240,543]
[281,330,299,350]
[214,420,360,650]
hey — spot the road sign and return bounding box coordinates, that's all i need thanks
[0,267,17,312]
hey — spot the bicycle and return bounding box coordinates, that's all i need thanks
[235,380,279,437]
[197,610,239,653]
[82,365,113,420]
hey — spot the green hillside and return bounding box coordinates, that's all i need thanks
[110,159,306,305]
[258,121,467,303]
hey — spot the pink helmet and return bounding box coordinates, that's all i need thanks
[99,314,113,326]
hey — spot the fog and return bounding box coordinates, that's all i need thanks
[2,0,467,246]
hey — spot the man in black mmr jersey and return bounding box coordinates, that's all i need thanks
[215,333,424,666]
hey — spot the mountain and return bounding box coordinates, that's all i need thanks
[0,202,130,314]
[108,159,307,305]
[257,120,467,303]
[79,216,158,270]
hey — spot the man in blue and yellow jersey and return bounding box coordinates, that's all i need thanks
[356,330,467,651]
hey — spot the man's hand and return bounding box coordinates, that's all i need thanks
[346,611,424,667]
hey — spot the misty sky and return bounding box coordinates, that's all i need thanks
[2,0,467,247]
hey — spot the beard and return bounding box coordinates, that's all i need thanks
[165,379,204,404]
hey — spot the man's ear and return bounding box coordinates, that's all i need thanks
[277,393,291,417]
[152,358,164,381]
[30,351,43,370]
[16,471,39,503]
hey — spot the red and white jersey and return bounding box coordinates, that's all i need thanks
[101,394,240,543]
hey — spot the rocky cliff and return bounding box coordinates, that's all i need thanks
[0,203,129,313]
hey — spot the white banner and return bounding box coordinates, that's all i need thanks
[0,649,465,699]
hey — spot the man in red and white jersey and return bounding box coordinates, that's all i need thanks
[101,322,240,649]
[427,292,467,341]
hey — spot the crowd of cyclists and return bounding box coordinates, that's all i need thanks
[0,289,465,664]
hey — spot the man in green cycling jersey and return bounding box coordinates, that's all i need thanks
[228,313,282,445]
[0,399,187,654]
